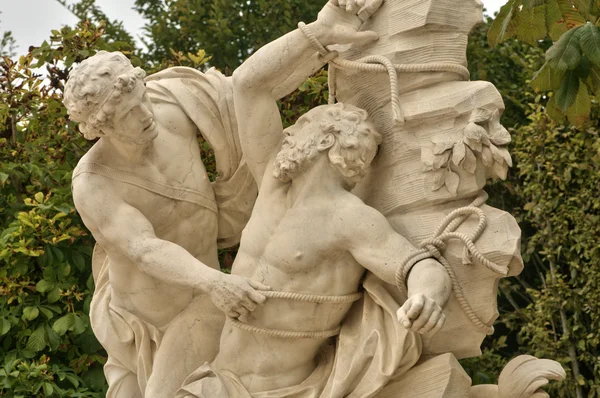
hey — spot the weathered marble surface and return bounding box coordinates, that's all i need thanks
[63,0,566,396]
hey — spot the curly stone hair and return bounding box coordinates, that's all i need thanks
[318,103,382,182]
[63,51,146,140]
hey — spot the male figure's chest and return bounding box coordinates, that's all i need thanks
[246,202,342,274]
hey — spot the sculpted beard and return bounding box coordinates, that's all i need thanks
[273,134,319,182]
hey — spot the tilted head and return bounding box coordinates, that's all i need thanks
[64,51,157,144]
[274,103,382,183]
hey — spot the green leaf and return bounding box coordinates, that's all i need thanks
[71,252,86,271]
[42,382,54,396]
[488,0,516,46]
[531,62,565,91]
[0,318,11,336]
[45,325,60,351]
[73,315,87,334]
[573,0,591,18]
[48,287,61,304]
[546,95,566,123]
[566,80,591,126]
[546,27,583,70]
[34,192,44,203]
[524,0,545,7]
[26,326,47,352]
[555,70,580,111]
[53,314,75,336]
[65,374,80,388]
[557,0,587,26]
[39,307,54,320]
[587,64,600,95]
[515,5,548,44]
[50,246,64,263]
[35,279,55,293]
[546,0,563,28]
[0,172,8,185]
[22,306,39,321]
[579,23,600,65]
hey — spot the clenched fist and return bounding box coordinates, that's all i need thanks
[397,293,446,335]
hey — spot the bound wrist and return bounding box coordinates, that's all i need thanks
[305,20,331,48]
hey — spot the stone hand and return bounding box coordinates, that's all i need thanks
[313,2,379,48]
[329,0,384,21]
[208,273,270,318]
[397,293,446,335]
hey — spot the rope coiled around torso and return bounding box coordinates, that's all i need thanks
[228,290,363,339]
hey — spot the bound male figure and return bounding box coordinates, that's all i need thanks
[178,8,453,397]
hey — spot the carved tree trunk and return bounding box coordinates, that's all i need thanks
[333,0,523,360]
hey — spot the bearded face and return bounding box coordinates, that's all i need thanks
[273,133,319,182]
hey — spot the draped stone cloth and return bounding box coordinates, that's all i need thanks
[81,67,257,396]
[146,67,258,248]
[90,248,163,397]
[177,273,423,398]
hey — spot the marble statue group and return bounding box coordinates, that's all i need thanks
[62,0,566,397]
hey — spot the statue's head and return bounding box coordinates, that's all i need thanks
[273,103,381,184]
[64,51,157,144]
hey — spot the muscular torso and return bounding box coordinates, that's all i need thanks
[215,175,367,391]
[75,101,219,327]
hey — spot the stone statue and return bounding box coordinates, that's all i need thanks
[64,51,266,398]
[175,3,455,396]
[179,0,565,395]
[178,100,451,396]
[63,2,388,397]
[64,0,568,396]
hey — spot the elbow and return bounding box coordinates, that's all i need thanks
[232,67,256,93]
[123,237,156,271]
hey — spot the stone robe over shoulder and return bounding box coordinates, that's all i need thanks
[146,66,258,248]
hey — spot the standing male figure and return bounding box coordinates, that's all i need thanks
[65,52,269,398]
[178,3,452,397]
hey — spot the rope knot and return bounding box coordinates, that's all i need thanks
[394,192,501,335]
[420,238,446,251]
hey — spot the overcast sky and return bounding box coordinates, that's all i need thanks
[2,0,507,55]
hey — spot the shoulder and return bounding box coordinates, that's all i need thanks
[331,197,392,240]
[72,166,121,217]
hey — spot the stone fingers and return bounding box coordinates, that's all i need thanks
[397,295,423,328]
[358,0,384,21]
[410,299,435,332]
[429,313,446,335]
[417,308,445,335]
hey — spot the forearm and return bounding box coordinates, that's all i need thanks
[127,238,220,293]
[406,259,452,307]
[233,3,362,96]
[233,26,323,96]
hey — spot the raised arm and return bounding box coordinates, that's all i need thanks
[339,204,452,335]
[72,174,268,318]
[232,2,379,184]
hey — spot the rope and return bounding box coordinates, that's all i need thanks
[261,290,363,303]
[297,21,470,126]
[395,192,504,335]
[227,289,361,339]
[228,318,341,339]
[296,22,496,334]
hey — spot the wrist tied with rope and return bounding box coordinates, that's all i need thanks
[297,21,471,126]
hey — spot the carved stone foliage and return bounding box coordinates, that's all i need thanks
[421,109,513,196]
